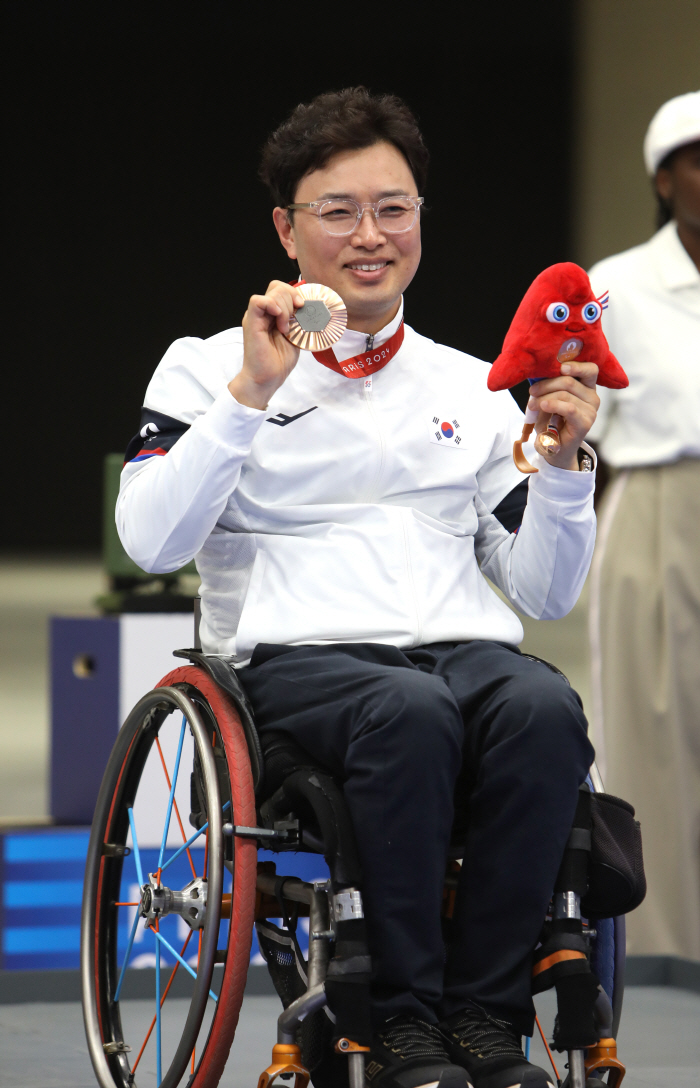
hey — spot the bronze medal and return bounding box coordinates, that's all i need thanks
[285,283,347,351]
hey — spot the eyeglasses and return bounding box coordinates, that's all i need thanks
[287,196,424,236]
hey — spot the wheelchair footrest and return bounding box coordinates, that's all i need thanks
[257,1043,310,1088]
[585,1038,626,1087]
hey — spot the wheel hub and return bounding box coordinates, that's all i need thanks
[140,875,208,930]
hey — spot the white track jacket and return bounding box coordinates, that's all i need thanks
[117,305,597,664]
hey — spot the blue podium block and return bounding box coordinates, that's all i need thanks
[50,614,194,826]
[1,828,91,971]
[50,618,119,825]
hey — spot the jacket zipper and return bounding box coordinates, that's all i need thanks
[361,374,385,500]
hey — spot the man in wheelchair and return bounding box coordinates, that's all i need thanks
[117,88,601,1088]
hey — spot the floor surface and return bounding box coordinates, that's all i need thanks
[1,987,699,1087]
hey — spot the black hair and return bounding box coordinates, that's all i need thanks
[259,86,429,207]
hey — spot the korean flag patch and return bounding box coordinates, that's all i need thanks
[426,414,464,448]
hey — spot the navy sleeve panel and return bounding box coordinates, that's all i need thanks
[123,408,191,465]
[492,479,529,533]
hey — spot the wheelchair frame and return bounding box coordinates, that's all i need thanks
[81,651,627,1088]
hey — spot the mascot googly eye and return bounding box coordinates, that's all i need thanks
[582,301,602,323]
[546,302,570,323]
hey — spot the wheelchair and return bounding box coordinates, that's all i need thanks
[81,648,628,1088]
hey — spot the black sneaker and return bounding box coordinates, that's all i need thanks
[365,1014,471,1088]
[439,1005,555,1088]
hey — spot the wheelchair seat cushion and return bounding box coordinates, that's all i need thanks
[260,729,331,800]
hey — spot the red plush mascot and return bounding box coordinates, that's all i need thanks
[488,262,628,472]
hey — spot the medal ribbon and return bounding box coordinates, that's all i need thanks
[288,277,405,378]
[312,321,405,379]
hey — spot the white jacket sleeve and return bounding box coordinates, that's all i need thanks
[117,391,265,572]
[475,448,597,620]
[116,332,265,573]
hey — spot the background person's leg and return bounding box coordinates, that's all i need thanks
[239,642,464,1025]
[593,462,700,960]
[432,641,594,1037]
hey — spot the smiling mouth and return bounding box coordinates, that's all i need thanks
[565,324,584,333]
[346,260,391,272]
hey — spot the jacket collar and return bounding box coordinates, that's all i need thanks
[333,298,405,359]
[651,221,700,291]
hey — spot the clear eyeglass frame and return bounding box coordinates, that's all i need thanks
[287,196,425,236]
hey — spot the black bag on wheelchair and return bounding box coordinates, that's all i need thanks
[581,792,646,919]
[255,919,333,1073]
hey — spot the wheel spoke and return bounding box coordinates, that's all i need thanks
[158,718,187,872]
[127,808,145,886]
[150,927,218,1001]
[114,907,142,1002]
[130,930,194,1076]
[155,734,197,880]
[155,920,162,1086]
[159,800,230,875]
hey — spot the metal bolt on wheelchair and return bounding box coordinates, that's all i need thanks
[82,650,635,1088]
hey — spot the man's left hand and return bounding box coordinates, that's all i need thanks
[528,361,600,471]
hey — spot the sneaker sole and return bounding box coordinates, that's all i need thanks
[492,1080,554,1088]
[383,1067,473,1088]
[478,1082,552,1088]
[415,1073,473,1088]
[443,1046,554,1088]
[451,1070,553,1088]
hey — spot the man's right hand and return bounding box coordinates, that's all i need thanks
[228,280,306,410]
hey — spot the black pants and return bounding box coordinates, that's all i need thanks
[239,640,594,1036]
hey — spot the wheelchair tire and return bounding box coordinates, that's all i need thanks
[81,666,257,1088]
[587,769,625,1041]
[590,915,615,1013]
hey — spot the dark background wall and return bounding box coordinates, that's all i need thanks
[5,2,574,550]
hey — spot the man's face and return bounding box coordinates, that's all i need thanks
[657,139,700,232]
[273,141,422,332]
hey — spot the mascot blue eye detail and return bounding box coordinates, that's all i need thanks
[582,301,602,323]
[546,302,569,323]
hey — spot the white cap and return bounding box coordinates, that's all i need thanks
[643,91,700,175]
